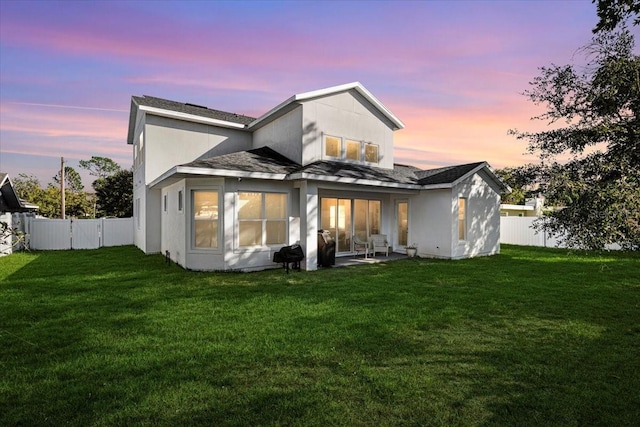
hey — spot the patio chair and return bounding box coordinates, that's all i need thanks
[370,234,389,257]
[353,235,369,258]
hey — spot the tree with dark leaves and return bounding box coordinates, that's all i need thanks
[593,0,640,33]
[94,169,133,218]
[510,30,639,250]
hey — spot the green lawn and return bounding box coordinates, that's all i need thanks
[1,245,639,426]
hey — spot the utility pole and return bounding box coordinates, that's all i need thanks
[61,157,66,219]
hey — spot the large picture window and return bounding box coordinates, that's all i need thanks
[193,190,219,249]
[238,192,287,247]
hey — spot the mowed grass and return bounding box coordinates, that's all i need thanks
[1,245,639,426]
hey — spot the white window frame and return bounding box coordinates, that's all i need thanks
[191,189,221,251]
[237,192,288,248]
[324,135,342,159]
[323,134,379,164]
[458,197,467,241]
[364,142,379,164]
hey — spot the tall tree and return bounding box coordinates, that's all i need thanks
[510,30,639,250]
[94,169,133,218]
[593,0,640,33]
[52,166,84,192]
[13,173,41,201]
[79,156,121,180]
[13,173,93,218]
[494,165,540,205]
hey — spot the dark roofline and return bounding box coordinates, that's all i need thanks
[149,147,507,192]
[127,95,256,144]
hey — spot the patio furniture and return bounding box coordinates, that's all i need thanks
[317,230,336,267]
[370,234,389,257]
[353,235,369,258]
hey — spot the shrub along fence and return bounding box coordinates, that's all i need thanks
[5,214,133,251]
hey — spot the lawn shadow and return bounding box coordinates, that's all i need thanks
[1,246,639,425]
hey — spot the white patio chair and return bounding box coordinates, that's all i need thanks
[370,234,389,257]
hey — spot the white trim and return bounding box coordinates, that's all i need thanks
[248,82,405,130]
[148,166,287,188]
[139,105,247,129]
[500,204,534,211]
[287,172,425,190]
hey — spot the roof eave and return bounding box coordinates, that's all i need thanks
[247,82,405,131]
[139,106,248,130]
[286,172,422,190]
[148,166,287,189]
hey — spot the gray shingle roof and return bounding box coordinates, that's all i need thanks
[296,161,421,184]
[133,95,256,125]
[180,147,300,175]
[415,162,485,185]
[178,149,486,187]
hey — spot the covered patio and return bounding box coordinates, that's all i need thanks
[324,251,409,268]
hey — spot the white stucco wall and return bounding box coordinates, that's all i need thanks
[410,189,453,258]
[179,177,300,272]
[252,107,304,164]
[301,90,396,169]
[161,180,187,267]
[145,115,252,184]
[452,171,502,259]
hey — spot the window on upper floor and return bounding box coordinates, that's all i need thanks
[325,136,341,158]
[364,143,378,163]
[345,139,360,160]
[323,135,379,164]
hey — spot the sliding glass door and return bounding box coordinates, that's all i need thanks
[320,198,351,253]
[321,198,381,254]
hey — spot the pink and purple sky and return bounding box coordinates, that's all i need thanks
[0,0,610,188]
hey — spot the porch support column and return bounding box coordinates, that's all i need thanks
[299,180,318,271]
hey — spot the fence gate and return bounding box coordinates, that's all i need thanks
[24,217,133,251]
[71,219,101,249]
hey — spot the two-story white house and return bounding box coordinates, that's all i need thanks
[127,82,508,271]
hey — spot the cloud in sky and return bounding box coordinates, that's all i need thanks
[0,0,606,186]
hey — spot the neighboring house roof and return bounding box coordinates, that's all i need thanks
[127,95,256,144]
[248,82,405,131]
[0,173,38,213]
[149,149,509,192]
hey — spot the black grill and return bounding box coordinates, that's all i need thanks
[273,244,304,273]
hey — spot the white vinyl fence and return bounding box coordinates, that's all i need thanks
[500,217,564,248]
[5,214,133,251]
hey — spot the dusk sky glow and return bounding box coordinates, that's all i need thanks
[0,0,620,187]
